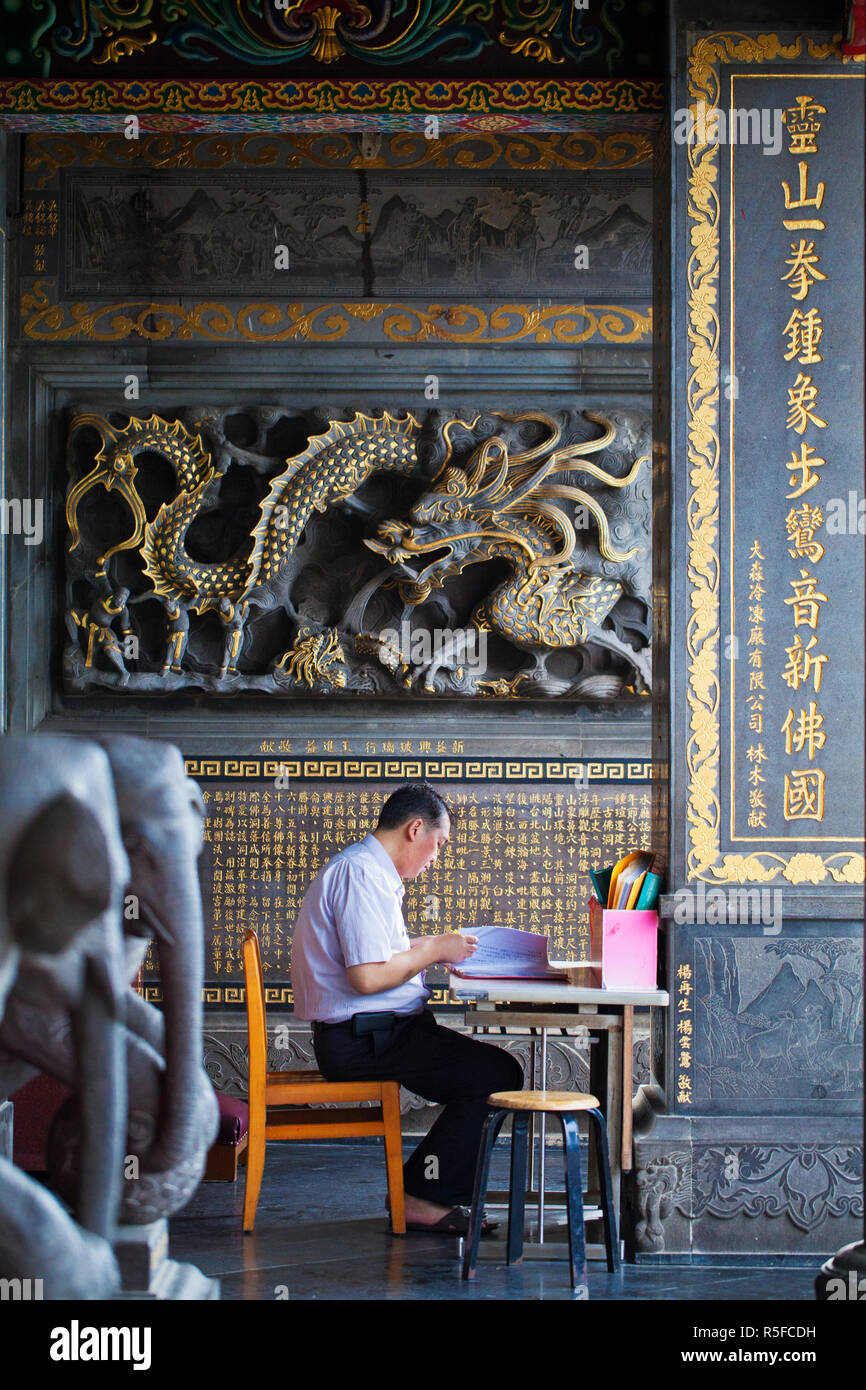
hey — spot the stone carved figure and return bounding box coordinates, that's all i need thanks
[161,596,190,676]
[46,737,219,1224]
[633,1151,691,1253]
[0,735,130,1297]
[217,597,250,679]
[68,586,132,683]
[0,734,219,1244]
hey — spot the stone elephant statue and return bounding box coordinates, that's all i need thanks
[44,735,219,1223]
[0,734,128,1297]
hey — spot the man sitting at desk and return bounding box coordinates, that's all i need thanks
[291,782,524,1233]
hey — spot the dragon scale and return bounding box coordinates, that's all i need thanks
[408,531,624,650]
[138,412,420,613]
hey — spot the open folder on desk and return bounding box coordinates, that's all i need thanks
[450,925,571,981]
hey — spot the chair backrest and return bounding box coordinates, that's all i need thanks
[242,929,268,1096]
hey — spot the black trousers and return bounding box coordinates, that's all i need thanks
[312,1007,524,1207]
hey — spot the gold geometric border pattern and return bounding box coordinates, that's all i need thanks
[139,985,451,1006]
[21,284,652,346]
[684,30,864,888]
[183,757,653,782]
[24,131,654,188]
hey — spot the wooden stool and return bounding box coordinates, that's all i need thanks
[461,1090,620,1289]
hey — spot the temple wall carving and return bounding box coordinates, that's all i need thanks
[64,404,652,699]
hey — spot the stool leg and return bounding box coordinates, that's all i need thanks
[590,1108,620,1272]
[461,1109,507,1281]
[561,1114,588,1291]
[507,1113,529,1265]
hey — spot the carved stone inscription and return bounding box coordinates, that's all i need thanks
[138,760,652,1008]
[64,405,652,698]
[728,75,865,847]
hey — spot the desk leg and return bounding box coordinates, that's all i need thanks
[590,1019,623,1253]
[622,1005,634,1174]
[538,1027,547,1244]
[527,1032,537,1198]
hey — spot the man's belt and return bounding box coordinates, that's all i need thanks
[313,1010,398,1037]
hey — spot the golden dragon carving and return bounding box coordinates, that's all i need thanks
[67,409,421,617]
[367,410,651,693]
[65,406,649,694]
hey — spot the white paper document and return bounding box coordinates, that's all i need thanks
[451,924,569,979]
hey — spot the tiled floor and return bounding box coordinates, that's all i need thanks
[169,1142,821,1301]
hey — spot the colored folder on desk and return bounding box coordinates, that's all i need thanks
[615,852,654,910]
[589,866,612,905]
[625,872,646,910]
[607,851,643,909]
[635,870,662,910]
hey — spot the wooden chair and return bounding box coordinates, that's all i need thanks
[461,1089,619,1289]
[241,929,406,1234]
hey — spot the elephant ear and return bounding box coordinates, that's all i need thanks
[7,793,113,953]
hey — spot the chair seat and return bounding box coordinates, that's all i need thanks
[488,1089,600,1112]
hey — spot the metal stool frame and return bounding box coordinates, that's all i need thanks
[461,1103,620,1289]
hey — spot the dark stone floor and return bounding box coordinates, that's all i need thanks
[169,1141,822,1301]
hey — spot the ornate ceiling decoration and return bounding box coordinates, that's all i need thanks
[9,1,661,77]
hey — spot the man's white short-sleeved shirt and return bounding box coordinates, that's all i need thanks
[290,833,430,1023]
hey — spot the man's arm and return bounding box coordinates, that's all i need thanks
[347,933,477,996]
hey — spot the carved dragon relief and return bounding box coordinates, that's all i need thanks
[367,409,651,695]
[63,406,652,697]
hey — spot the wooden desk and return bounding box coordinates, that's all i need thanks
[448,977,669,1260]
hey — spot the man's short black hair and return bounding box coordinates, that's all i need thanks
[377,783,450,831]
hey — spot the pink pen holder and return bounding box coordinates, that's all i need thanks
[589,897,659,990]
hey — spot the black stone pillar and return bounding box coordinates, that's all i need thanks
[635,1,865,1265]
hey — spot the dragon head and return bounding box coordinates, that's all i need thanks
[366,438,511,596]
[367,415,647,604]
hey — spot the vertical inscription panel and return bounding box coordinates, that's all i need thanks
[728,72,865,854]
[676,34,865,891]
[139,757,652,1009]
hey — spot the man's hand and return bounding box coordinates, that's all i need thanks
[435,932,478,965]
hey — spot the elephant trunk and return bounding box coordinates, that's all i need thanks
[72,953,127,1238]
[146,861,215,1171]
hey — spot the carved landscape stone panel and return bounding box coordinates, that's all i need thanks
[62,170,651,300]
[673,927,863,1114]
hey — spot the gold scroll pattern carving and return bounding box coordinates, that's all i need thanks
[684,31,864,886]
[23,284,651,346]
[24,132,654,189]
